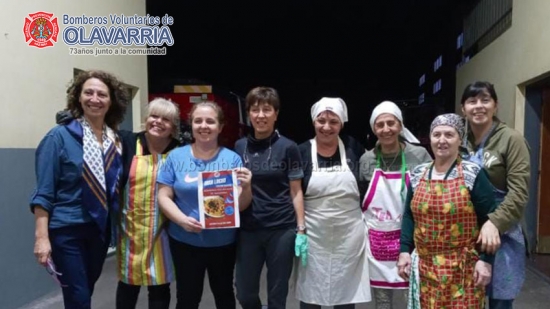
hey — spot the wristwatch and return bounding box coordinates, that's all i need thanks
[296,225,307,233]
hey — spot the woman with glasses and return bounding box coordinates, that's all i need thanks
[30,70,128,308]
[295,97,371,309]
[234,87,306,309]
[157,101,252,309]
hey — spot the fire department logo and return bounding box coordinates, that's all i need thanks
[23,12,59,48]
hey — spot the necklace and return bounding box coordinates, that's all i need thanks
[375,146,408,203]
[381,151,400,171]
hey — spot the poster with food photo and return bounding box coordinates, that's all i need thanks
[198,170,240,229]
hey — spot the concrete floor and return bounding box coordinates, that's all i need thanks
[530,254,550,278]
[20,255,550,309]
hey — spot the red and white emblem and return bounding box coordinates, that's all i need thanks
[23,12,59,48]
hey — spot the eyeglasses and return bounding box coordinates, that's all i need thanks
[45,258,68,287]
[243,130,279,167]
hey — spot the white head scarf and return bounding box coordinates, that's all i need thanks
[310,97,348,126]
[369,101,420,144]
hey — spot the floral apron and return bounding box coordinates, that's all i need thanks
[117,139,174,285]
[411,162,484,309]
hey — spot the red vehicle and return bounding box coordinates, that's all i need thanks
[149,84,248,149]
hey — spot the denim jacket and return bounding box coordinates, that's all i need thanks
[30,124,92,229]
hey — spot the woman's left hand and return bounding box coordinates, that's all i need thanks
[477,220,501,254]
[235,167,252,188]
[473,260,492,287]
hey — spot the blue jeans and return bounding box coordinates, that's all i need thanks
[50,222,109,309]
[489,298,514,309]
[235,227,296,309]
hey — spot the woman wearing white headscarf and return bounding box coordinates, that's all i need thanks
[359,101,431,309]
[295,97,371,309]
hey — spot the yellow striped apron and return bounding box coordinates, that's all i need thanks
[117,138,174,285]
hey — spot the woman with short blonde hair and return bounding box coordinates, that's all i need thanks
[116,98,182,309]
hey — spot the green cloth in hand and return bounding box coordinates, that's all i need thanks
[295,233,308,266]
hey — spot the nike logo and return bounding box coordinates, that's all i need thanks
[184,174,198,183]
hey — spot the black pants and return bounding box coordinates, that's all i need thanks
[235,227,296,309]
[300,302,355,309]
[169,237,237,309]
[116,281,170,309]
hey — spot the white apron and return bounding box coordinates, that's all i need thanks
[362,167,410,289]
[295,138,371,306]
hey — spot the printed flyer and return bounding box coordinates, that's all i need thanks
[198,170,240,229]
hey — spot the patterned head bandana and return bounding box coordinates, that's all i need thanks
[430,113,465,139]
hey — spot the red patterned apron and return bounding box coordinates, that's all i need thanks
[411,161,485,309]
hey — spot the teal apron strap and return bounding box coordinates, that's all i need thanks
[376,146,407,203]
[376,146,382,169]
[400,149,407,203]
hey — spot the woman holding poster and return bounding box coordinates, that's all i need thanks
[157,101,252,309]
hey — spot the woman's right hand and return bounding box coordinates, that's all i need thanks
[180,215,203,233]
[33,206,51,266]
[34,236,51,266]
[477,220,501,254]
[397,252,412,280]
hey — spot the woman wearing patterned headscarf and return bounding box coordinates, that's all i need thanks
[359,101,431,309]
[397,113,496,309]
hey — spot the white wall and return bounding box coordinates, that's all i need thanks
[0,2,148,308]
[455,0,550,133]
[0,0,148,149]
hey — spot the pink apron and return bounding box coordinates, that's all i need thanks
[362,164,410,289]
